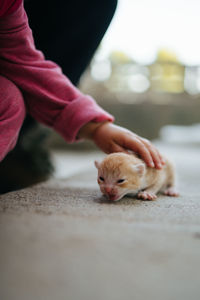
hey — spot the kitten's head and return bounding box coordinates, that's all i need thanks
[94,153,145,201]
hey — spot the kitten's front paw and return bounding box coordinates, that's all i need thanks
[137,191,157,201]
[164,187,179,197]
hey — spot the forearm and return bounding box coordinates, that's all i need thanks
[0,3,114,143]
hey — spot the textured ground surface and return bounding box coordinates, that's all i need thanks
[0,143,200,300]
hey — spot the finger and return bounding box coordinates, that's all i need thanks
[154,149,165,165]
[140,138,163,169]
[150,148,163,169]
[141,138,165,169]
[123,137,155,167]
[154,147,165,165]
[159,153,166,165]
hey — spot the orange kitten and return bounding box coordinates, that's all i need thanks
[95,152,179,201]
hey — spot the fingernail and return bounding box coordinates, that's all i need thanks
[161,158,165,164]
[157,163,162,169]
[150,162,155,167]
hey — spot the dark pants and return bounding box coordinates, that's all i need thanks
[25,0,118,85]
[0,0,117,193]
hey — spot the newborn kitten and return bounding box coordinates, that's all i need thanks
[95,152,179,201]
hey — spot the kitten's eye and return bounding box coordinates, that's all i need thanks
[117,179,125,184]
[99,176,104,181]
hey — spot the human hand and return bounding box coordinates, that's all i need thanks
[91,122,165,169]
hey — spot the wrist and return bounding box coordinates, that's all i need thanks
[78,121,110,140]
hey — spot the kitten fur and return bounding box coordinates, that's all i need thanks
[95,152,179,201]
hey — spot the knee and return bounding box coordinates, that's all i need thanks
[0,76,26,128]
[106,0,118,17]
[95,0,118,24]
[0,76,26,161]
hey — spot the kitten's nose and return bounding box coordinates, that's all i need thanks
[105,186,112,194]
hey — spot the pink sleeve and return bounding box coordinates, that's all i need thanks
[0,0,22,17]
[0,3,114,143]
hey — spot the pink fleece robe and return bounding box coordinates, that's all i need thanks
[0,0,114,161]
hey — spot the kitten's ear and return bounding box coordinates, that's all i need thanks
[94,160,100,169]
[131,163,145,176]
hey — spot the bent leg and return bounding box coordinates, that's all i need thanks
[25,0,118,85]
[0,77,53,194]
[0,75,26,162]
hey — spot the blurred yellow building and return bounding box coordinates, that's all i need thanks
[149,49,185,93]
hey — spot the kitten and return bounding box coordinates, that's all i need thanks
[95,152,179,201]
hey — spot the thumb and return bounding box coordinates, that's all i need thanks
[109,143,129,154]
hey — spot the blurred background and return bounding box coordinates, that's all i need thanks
[48,0,200,149]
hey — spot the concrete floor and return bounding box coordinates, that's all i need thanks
[0,142,200,300]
